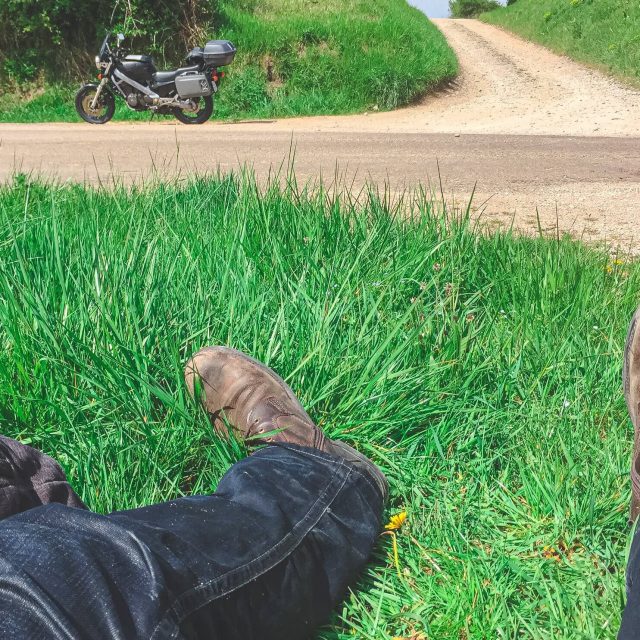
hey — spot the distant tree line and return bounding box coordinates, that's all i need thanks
[0,0,219,84]
[450,0,515,18]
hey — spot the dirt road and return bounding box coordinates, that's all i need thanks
[1,19,639,247]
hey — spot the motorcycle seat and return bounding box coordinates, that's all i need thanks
[153,65,201,84]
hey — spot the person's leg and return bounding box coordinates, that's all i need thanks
[0,435,86,520]
[0,443,383,640]
[620,525,640,638]
[0,347,387,639]
[621,307,640,637]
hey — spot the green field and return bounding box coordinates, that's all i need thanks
[0,0,456,123]
[0,172,635,637]
[483,0,640,85]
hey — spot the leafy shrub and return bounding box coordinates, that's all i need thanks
[450,0,502,18]
[0,0,219,82]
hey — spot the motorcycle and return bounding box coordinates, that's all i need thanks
[75,33,236,125]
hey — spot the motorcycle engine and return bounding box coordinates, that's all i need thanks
[126,93,143,108]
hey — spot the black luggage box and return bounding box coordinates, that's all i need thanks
[203,40,236,66]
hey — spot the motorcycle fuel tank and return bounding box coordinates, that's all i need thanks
[117,55,156,84]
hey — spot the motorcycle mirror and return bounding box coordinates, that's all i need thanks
[117,33,125,42]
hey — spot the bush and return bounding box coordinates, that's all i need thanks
[450,0,502,18]
[0,0,218,83]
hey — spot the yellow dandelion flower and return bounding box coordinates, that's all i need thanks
[385,511,407,531]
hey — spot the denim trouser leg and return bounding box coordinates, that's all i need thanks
[620,525,640,638]
[0,443,384,640]
[0,435,86,519]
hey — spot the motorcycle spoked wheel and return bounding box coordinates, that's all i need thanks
[173,95,214,125]
[75,84,116,124]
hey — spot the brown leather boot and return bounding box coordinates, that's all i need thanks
[624,306,640,523]
[184,346,388,502]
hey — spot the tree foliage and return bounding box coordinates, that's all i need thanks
[0,0,219,83]
[449,0,502,18]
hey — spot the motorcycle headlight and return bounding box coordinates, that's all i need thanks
[95,56,101,69]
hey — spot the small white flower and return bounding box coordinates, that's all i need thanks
[562,399,571,409]
[372,281,382,287]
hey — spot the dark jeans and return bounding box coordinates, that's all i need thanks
[620,525,640,638]
[0,436,383,640]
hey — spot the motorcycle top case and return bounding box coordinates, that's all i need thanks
[175,72,213,98]
[203,40,236,66]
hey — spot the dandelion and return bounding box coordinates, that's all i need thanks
[382,511,407,579]
[433,262,442,272]
[385,511,407,531]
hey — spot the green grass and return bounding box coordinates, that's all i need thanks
[0,0,457,123]
[0,171,636,637]
[483,0,640,85]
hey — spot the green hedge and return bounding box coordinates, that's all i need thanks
[450,0,502,18]
[0,0,218,83]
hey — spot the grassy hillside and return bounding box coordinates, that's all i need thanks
[0,171,635,637]
[0,0,457,123]
[483,0,640,85]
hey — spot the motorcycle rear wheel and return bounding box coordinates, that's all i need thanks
[173,95,213,125]
[75,84,116,125]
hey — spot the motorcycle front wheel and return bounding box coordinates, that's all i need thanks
[75,84,116,124]
[173,95,213,125]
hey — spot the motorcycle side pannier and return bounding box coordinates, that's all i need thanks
[203,40,236,66]
[175,72,213,98]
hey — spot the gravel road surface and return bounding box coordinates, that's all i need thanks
[1,19,638,247]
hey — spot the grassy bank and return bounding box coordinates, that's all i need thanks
[483,0,640,85]
[0,172,636,637]
[0,0,456,123]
